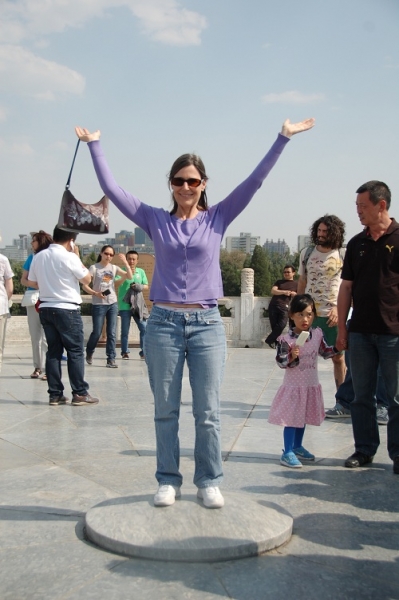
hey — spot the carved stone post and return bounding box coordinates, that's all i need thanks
[240,268,254,342]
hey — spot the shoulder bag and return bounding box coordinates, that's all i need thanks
[57,140,109,235]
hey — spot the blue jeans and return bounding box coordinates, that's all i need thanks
[86,303,118,360]
[144,306,226,488]
[337,349,389,410]
[39,307,88,397]
[349,332,399,459]
[119,309,147,356]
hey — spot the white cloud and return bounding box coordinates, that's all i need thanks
[0,0,117,43]
[0,45,85,99]
[0,0,207,46]
[130,1,207,46]
[10,141,34,156]
[0,137,34,155]
[262,90,325,104]
[0,1,206,107]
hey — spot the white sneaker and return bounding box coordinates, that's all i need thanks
[197,486,224,508]
[153,484,181,507]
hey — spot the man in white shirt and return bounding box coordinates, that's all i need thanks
[298,214,346,389]
[28,227,99,406]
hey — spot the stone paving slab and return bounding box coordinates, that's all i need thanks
[1,345,398,599]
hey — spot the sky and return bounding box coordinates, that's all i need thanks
[0,0,398,253]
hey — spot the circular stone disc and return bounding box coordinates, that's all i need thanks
[85,491,292,562]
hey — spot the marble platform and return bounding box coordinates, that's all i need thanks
[85,492,293,561]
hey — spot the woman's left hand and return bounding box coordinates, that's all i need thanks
[118,253,128,265]
[281,118,315,138]
[75,127,101,142]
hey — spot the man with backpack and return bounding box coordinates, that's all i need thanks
[297,214,346,389]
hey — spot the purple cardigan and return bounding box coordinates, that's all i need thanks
[88,134,290,304]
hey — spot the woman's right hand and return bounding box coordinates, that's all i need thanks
[75,127,101,142]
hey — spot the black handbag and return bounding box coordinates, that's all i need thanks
[57,140,109,234]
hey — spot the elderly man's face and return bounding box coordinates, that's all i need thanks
[356,191,382,228]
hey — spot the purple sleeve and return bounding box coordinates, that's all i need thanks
[87,141,153,235]
[214,134,290,228]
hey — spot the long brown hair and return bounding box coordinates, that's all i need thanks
[168,153,209,215]
[31,230,53,253]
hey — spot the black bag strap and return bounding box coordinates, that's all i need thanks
[65,140,80,190]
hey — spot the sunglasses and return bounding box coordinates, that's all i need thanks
[103,252,114,257]
[170,177,203,188]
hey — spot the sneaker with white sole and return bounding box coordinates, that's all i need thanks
[197,486,224,508]
[293,446,315,461]
[153,484,181,507]
[280,451,302,468]
[376,406,388,426]
[325,403,351,418]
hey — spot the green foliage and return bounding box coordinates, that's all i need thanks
[243,255,251,268]
[9,261,26,315]
[219,249,247,296]
[249,246,270,296]
[291,251,300,272]
[220,246,299,297]
[83,251,97,268]
[10,261,25,295]
[218,304,232,317]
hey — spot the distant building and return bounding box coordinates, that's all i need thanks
[0,245,28,261]
[115,230,135,246]
[297,235,311,252]
[225,232,260,255]
[2,229,154,262]
[0,233,30,261]
[134,227,154,253]
[263,238,290,255]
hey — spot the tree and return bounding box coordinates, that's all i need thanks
[220,250,247,296]
[249,246,270,296]
[83,251,97,268]
[9,261,26,315]
[9,261,25,294]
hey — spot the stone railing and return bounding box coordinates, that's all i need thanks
[6,269,272,348]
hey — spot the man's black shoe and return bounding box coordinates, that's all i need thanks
[266,341,276,349]
[344,451,374,469]
[393,456,399,475]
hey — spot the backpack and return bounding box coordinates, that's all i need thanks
[302,245,345,275]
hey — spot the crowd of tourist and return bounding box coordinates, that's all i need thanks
[1,115,398,513]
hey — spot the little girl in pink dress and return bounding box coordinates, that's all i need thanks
[268,294,339,468]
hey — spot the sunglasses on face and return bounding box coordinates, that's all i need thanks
[170,177,203,188]
[103,252,114,257]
